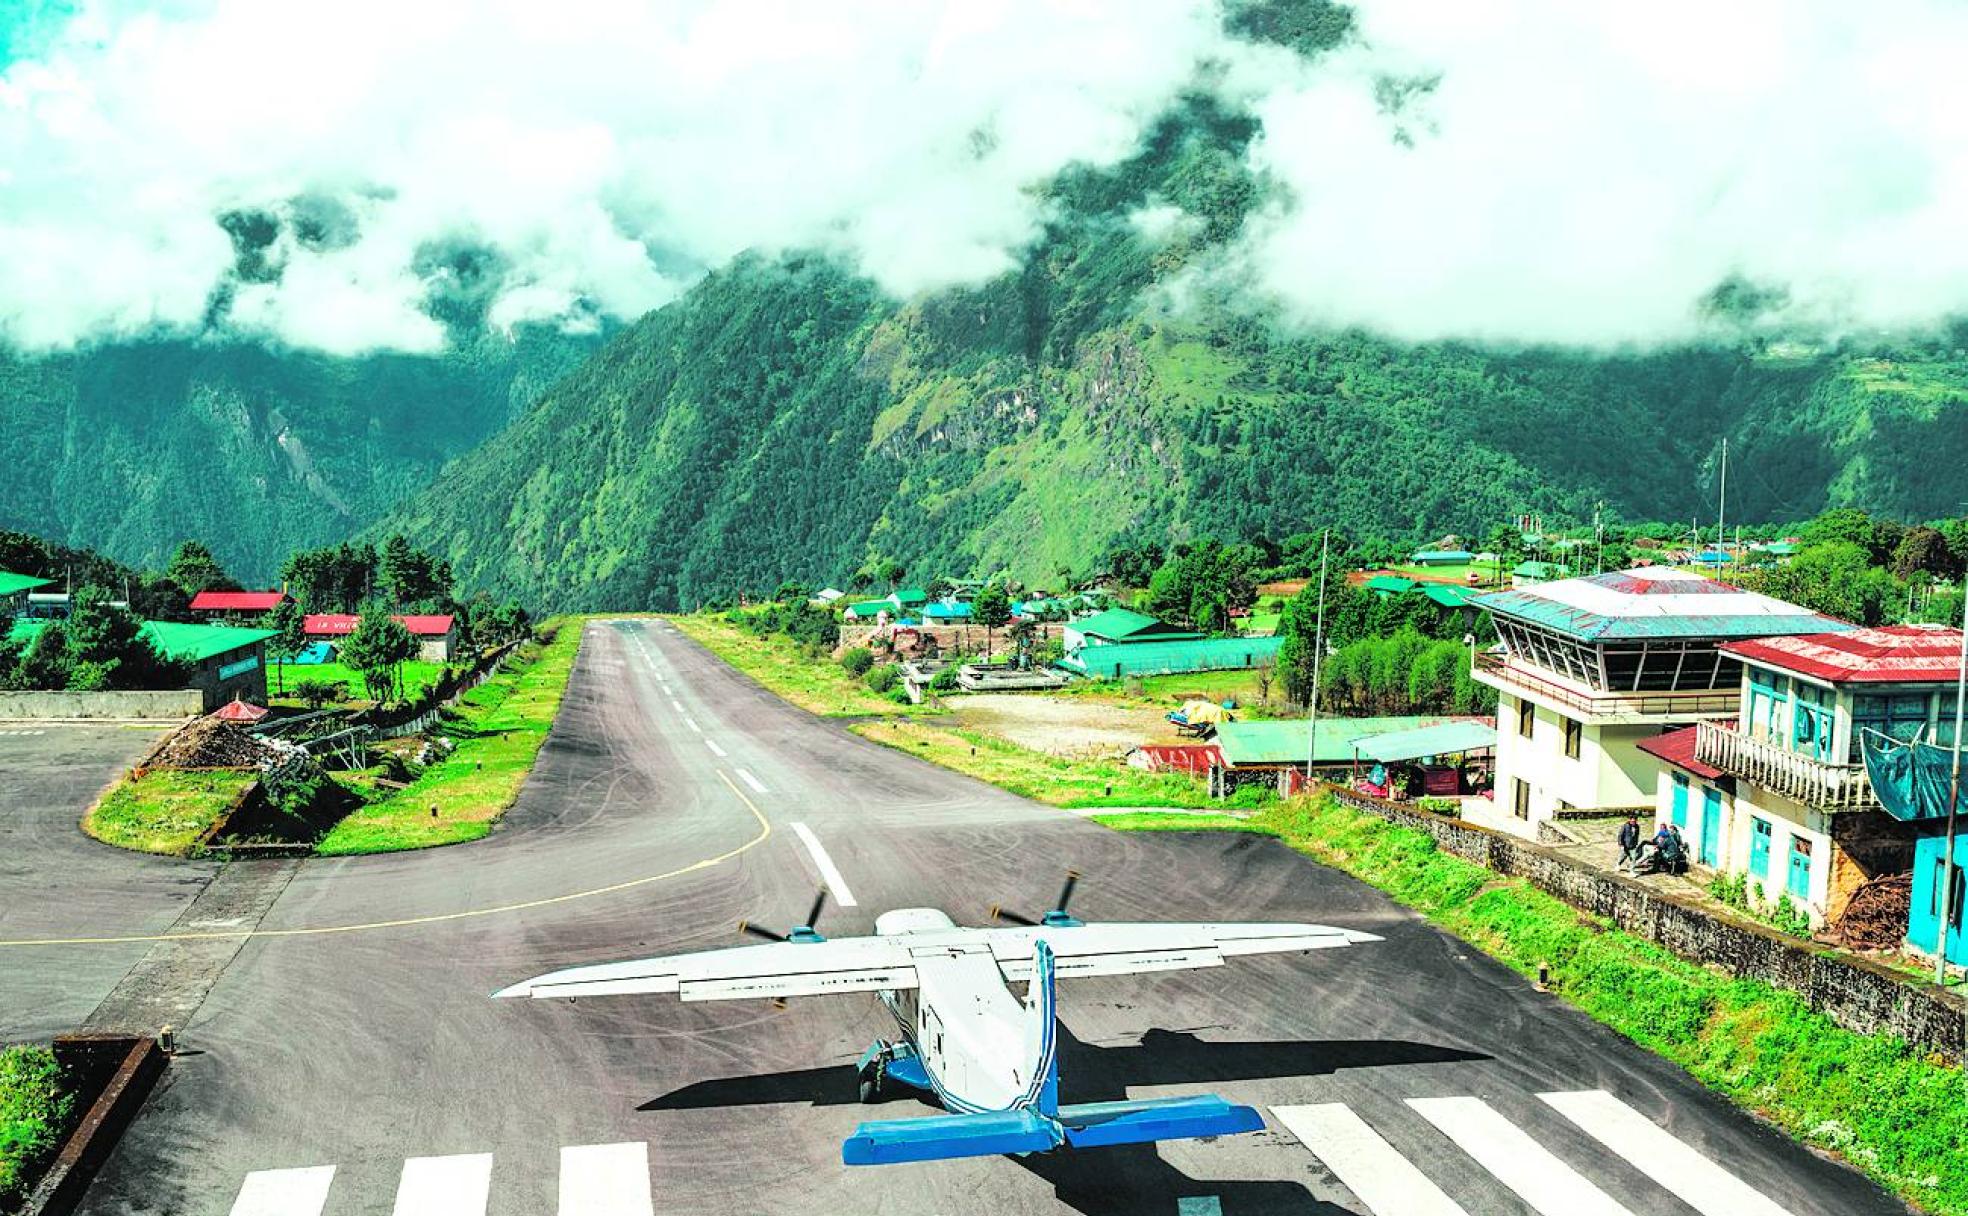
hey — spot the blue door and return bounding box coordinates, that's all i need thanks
[1748,818,1772,880]
[1786,836,1813,902]
[1699,787,1722,866]
[1670,774,1688,829]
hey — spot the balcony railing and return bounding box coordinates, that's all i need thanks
[1473,651,1739,719]
[1694,720,1878,811]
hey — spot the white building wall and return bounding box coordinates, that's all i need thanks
[1491,695,1659,836]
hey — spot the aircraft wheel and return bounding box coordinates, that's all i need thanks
[857,1058,885,1104]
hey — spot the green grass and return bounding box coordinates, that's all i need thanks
[1055,668,1291,718]
[84,768,256,856]
[668,613,941,717]
[850,719,1271,810]
[1387,562,1504,586]
[267,659,446,707]
[1103,795,1968,1215]
[1091,810,1275,833]
[314,621,580,855]
[0,1045,75,1211]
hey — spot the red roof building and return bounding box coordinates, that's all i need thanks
[189,590,291,614]
[1722,624,1964,684]
[1636,723,1729,782]
[304,613,459,661]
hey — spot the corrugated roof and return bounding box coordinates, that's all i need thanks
[1635,723,1729,781]
[1130,744,1224,774]
[188,590,289,612]
[1724,625,1964,684]
[1214,715,1484,766]
[844,601,888,618]
[303,613,454,637]
[1411,550,1474,563]
[1363,575,1417,595]
[1421,584,1476,609]
[11,618,274,664]
[1060,635,1282,679]
[1352,719,1498,762]
[0,570,54,597]
[1070,608,1197,642]
[1476,566,1853,641]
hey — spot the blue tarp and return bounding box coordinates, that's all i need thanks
[1860,731,1968,824]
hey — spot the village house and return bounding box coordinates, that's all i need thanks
[0,569,52,617]
[187,589,292,622]
[1672,625,1959,927]
[304,613,459,662]
[7,618,275,710]
[1469,567,1851,840]
[1060,608,1200,651]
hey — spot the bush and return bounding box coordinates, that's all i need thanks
[930,668,960,691]
[840,647,875,677]
[865,663,900,693]
[0,1045,75,1209]
[293,679,346,709]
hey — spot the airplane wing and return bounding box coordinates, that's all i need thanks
[496,921,1377,1003]
[493,936,919,1002]
[988,922,1378,982]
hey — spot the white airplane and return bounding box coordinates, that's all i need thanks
[497,875,1379,1165]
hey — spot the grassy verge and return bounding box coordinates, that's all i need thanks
[83,768,256,856]
[850,719,1272,810]
[1105,795,1967,1215]
[669,613,941,717]
[0,1045,76,1211]
[1054,668,1291,719]
[314,621,580,855]
[267,659,447,708]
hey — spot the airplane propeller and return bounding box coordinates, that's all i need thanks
[990,869,1084,929]
[739,889,829,945]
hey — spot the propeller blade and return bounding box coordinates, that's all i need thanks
[739,920,788,943]
[1054,869,1081,915]
[803,888,828,931]
[990,903,1040,927]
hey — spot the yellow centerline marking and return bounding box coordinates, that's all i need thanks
[0,770,773,948]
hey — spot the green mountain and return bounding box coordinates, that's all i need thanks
[0,326,596,583]
[374,90,1968,611]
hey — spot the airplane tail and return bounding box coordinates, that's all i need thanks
[840,936,1263,1166]
[1019,937,1060,1117]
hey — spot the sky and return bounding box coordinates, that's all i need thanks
[2,0,1967,355]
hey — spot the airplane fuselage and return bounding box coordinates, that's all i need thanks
[872,908,1039,1113]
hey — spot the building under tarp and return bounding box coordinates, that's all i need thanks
[1861,731,1968,965]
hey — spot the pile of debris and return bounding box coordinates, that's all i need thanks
[1834,871,1912,951]
[143,716,283,770]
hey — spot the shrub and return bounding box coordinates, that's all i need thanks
[293,679,346,709]
[0,1045,74,1209]
[840,647,875,677]
[930,668,960,691]
[865,663,900,693]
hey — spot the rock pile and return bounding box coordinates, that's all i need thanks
[145,716,281,769]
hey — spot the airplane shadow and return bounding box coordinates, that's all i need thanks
[642,1028,1488,1215]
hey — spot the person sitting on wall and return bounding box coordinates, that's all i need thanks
[1651,822,1686,875]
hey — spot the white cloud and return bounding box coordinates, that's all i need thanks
[0,0,1234,353]
[1230,0,1968,345]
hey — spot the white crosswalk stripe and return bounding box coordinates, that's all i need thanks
[1407,1096,1634,1216]
[1540,1089,1800,1216]
[0,729,47,736]
[1272,1103,1468,1215]
[558,1141,655,1215]
[391,1153,493,1216]
[229,1165,336,1216]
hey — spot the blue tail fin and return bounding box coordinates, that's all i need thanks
[1020,938,1060,1117]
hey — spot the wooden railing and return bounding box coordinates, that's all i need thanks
[1694,720,1877,810]
[1473,651,1738,718]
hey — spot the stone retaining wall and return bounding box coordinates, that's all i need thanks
[0,690,202,720]
[1327,787,1968,1062]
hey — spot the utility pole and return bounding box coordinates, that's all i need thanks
[1303,531,1331,792]
[1716,437,1728,559]
[1940,574,1968,986]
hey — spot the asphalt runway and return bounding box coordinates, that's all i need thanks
[2,621,1911,1215]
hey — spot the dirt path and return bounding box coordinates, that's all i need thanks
[949,693,1177,756]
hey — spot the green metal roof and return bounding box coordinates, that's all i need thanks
[844,600,889,618]
[9,618,273,663]
[0,570,53,596]
[1352,719,1497,763]
[1420,584,1477,608]
[1363,574,1417,595]
[1513,561,1569,578]
[1070,607,1200,643]
[890,588,929,605]
[1059,634,1282,679]
[1213,715,1465,766]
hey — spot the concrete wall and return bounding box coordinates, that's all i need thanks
[0,689,201,719]
[1328,786,1968,1062]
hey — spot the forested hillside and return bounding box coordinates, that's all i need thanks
[0,325,595,581]
[379,91,1968,611]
